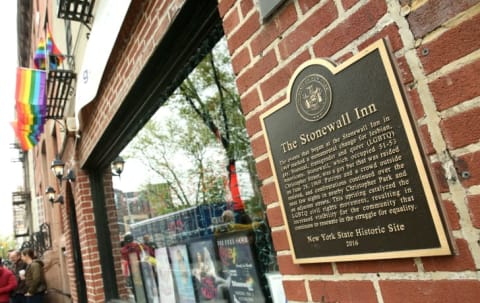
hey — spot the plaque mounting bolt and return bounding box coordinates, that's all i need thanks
[453,158,470,180]
[461,171,471,179]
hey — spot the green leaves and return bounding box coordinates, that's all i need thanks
[124,38,261,216]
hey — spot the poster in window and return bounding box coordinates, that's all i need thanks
[129,252,147,303]
[140,260,160,303]
[189,238,229,302]
[155,247,176,303]
[168,244,196,303]
[216,231,266,303]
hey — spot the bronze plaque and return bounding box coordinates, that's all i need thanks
[260,39,453,263]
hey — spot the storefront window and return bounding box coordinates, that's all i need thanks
[113,38,278,303]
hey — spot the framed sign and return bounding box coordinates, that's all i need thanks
[155,247,176,303]
[189,238,229,302]
[140,261,160,303]
[129,253,147,302]
[216,231,266,303]
[265,272,286,303]
[168,244,196,303]
[260,39,453,263]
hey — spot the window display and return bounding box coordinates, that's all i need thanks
[155,247,176,303]
[189,239,229,302]
[168,244,196,303]
[216,231,266,303]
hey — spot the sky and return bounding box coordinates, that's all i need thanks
[0,3,23,238]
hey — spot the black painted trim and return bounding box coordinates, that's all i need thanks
[67,186,88,302]
[89,170,118,300]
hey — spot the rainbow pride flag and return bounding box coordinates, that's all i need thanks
[33,27,64,70]
[11,68,47,150]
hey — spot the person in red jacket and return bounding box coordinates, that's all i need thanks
[121,233,156,288]
[120,233,144,288]
[0,258,17,303]
[120,233,143,262]
[120,233,155,262]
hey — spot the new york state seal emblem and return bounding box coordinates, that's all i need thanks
[295,74,332,122]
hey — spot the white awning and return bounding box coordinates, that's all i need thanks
[75,0,132,129]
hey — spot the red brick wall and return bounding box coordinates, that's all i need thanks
[104,174,129,300]
[74,170,104,302]
[219,0,480,302]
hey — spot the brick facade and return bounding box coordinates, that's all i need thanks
[216,0,480,302]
